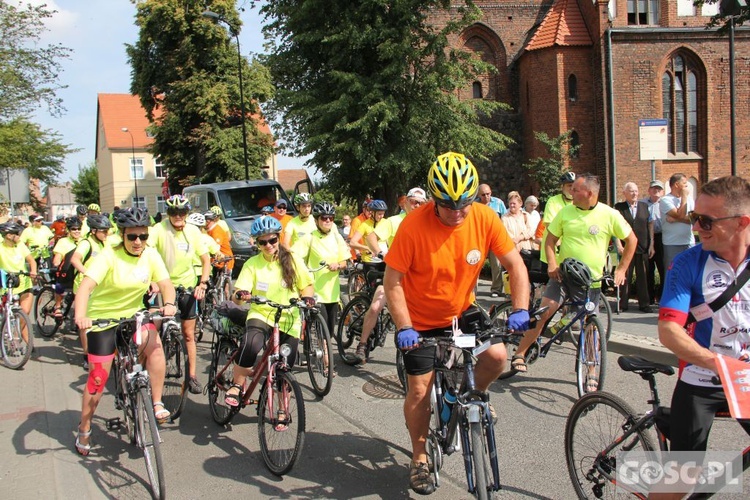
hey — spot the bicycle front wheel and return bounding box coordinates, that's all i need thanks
[34,287,58,339]
[2,309,32,369]
[336,295,368,365]
[565,392,656,499]
[305,314,334,397]
[575,315,607,398]
[136,387,166,500]
[208,339,238,426]
[161,328,187,420]
[469,420,494,500]
[258,370,306,476]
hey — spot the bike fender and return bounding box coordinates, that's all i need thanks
[467,404,482,423]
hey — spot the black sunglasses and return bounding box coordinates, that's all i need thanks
[167,209,189,216]
[125,233,150,242]
[257,236,279,246]
[318,215,334,222]
[689,212,743,231]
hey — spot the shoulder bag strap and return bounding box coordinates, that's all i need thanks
[686,262,750,325]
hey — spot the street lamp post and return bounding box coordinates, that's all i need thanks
[121,127,140,207]
[202,10,250,181]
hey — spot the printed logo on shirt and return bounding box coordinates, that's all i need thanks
[588,225,600,235]
[134,269,149,284]
[706,270,731,289]
[466,249,482,266]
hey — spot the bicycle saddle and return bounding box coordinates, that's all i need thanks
[617,355,674,376]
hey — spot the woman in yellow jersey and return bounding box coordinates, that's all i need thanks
[73,208,177,456]
[349,199,388,261]
[70,214,113,369]
[0,222,37,347]
[224,216,314,407]
[292,202,350,335]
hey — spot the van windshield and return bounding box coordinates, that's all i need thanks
[218,185,288,218]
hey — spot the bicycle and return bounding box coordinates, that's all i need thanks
[196,256,234,342]
[159,315,188,421]
[345,257,368,300]
[34,271,76,339]
[564,355,750,499]
[0,271,33,369]
[336,260,396,366]
[299,261,334,397]
[494,276,607,398]
[206,296,306,476]
[415,321,510,499]
[98,311,167,499]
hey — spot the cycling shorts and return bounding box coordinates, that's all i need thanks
[177,286,198,320]
[87,325,128,357]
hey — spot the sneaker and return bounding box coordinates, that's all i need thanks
[354,343,367,364]
[409,460,436,495]
[188,376,203,394]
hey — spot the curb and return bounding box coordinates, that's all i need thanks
[607,331,678,367]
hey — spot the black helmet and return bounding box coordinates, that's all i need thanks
[115,207,150,228]
[312,202,336,218]
[76,205,87,216]
[560,171,576,184]
[559,258,592,289]
[65,217,82,229]
[87,214,112,230]
[0,222,24,235]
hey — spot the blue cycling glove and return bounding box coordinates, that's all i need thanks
[507,309,530,332]
[396,327,419,350]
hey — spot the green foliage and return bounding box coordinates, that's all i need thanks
[522,131,579,204]
[70,162,100,207]
[695,1,750,32]
[261,0,512,208]
[0,1,71,120]
[127,0,275,191]
[0,117,75,184]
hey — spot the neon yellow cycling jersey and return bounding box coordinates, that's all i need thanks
[0,242,32,292]
[148,221,208,288]
[292,229,349,303]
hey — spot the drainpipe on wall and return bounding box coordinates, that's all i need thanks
[606,27,617,204]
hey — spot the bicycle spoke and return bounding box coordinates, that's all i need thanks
[258,371,305,476]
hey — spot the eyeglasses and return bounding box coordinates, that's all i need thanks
[479,193,492,197]
[167,210,189,217]
[435,199,470,211]
[409,199,424,207]
[257,236,279,246]
[689,212,744,231]
[276,206,287,210]
[69,228,82,232]
[125,233,150,242]
[318,215,334,222]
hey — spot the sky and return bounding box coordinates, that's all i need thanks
[28,0,307,183]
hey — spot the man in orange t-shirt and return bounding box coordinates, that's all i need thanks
[204,211,234,272]
[384,152,530,495]
[270,200,293,233]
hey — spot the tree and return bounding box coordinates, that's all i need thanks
[126,0,275,191]
[0,1,71,120]
[522,131,579,204]
[261,0,512,207]
[70,162,99,207]
[0,117,76,185]
[696,0,750,31]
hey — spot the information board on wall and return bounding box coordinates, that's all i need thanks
[638,119,669,161]
[0,168,30,204]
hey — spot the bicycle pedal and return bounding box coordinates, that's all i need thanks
[106,417,122,430]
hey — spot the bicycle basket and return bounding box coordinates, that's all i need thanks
[520,249,548,284]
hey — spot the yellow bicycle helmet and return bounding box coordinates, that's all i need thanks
[427,152,479,209]
[87,203,101,213]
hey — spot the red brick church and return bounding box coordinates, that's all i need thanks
[433,0,749,202]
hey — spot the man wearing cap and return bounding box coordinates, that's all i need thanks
[477,184,507,297]
[270,200,293,233]
[659,173,695,270]
[642,180,665,304]
[20,214,54,263]
[355,187,427,363]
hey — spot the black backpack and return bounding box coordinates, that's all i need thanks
[56,242,92,287]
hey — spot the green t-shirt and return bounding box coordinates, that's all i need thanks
[234,252,313,337]
[547,203,632,281]
[0,242,32,292]
[149,221,208,288]
[85,246,170,328]
[292,229,350,303]
[540,193,572,263]
[284,216,316,247]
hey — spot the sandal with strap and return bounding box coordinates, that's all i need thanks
[153,402,171,424]
[53,307,64,319]
[224,384,243,408]
[585,375,599,392]
[75,426,92,456]
[510,354,528,373]
[409,460,436,495]
[274,411,289,432]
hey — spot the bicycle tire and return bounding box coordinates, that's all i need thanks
[565,392,656,499]
[305,313,334,397]
[336,294,369,365]
[257,370,306,476]
[208,339,238,425]
[34,287,58,338]
[136,387,166,500]
[161,327,188,420]
[116,361,137,445]
[396,349,408,393]
[569,296,613,347]
[575,315,607,398]
[346,271,366,299]
[1,309,32,369]
[490,302,524,380]
[469,420,493,500]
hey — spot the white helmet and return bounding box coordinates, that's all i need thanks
[186,212,206,227]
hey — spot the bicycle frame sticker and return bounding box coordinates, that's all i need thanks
[714,354,750,419]
[616,450,743,495]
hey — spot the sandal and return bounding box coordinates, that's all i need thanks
[409,460,436,495]
[510,354,528,373]
[53,307,63,319]
[75,426,92,456]
[274,411,289,431]
[585,375,599,392]
[153,402,171,424]
[224,383,243,408]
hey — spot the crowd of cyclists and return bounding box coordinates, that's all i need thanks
[2,151,749,497]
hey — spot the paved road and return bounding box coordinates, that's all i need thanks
[2,280,747,499]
